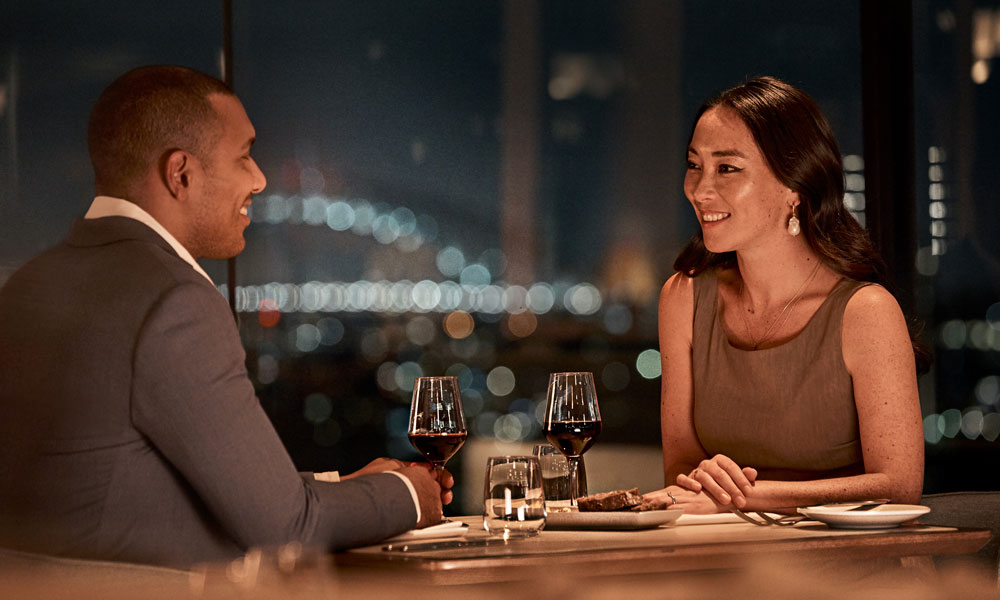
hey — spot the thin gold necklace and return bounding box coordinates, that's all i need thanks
[738,260,822,350]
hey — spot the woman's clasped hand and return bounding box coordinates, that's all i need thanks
[642,456,758,514]
[677,455,758,509]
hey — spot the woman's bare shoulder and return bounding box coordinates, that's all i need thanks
[842,283,912,371]
[658,272,700,347]
[659,272,695,312]
[843,283,905,326]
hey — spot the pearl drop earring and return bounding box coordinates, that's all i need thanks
[788,204,801,236]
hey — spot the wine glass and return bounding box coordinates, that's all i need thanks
[407,376,467,471]
[543,372,601,507]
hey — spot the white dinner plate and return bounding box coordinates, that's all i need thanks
[796,504,930,529]
[545,508,683,530]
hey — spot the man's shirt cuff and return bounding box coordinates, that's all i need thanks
[385,471,421,525]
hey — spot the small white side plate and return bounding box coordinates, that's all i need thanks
[545,508,683,530]
[797,504,930,529]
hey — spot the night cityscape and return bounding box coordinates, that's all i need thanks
[2,1,998,519]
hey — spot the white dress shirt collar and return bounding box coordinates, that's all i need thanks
[84,196,214,285]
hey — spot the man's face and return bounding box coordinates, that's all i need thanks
[188,93,266,259]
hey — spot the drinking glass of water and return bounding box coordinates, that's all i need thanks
[482,456,546,538]
[532,443,587,511]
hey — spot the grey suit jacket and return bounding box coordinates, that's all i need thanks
[0,217,416,569]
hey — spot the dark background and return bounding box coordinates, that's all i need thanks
[2,0,998,513]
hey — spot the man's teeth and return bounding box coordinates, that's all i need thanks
[703,212,730,222]
[240,206,249,216]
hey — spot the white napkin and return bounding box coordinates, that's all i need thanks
[383,520,469,543]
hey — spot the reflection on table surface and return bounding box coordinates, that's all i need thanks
[3,546,998,600]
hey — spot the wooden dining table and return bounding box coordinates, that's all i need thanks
[4,514,989,599]
[333,513,992,586]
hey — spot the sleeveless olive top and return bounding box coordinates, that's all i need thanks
[691,269,870,480]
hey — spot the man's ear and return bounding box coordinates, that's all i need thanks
[163,150,192,199]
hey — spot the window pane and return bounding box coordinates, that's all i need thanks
[0,1,223,282]
[913,0,1000,490]
[232,0,863,513]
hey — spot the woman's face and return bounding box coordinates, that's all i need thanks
[684,106,797,255]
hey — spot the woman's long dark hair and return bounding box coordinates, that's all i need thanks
[674,76,931,371]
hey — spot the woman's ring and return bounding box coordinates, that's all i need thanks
[691,469,701,478]
[666,491,677,505]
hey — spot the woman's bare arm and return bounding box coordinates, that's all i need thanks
[840,284,923,503]
[657,273,708,485]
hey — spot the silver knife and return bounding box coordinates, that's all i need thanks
[382,538,508,552]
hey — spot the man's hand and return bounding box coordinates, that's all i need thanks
[339,459,455,527]
[398,464,454,528]
[340,457,407,481]
[432,465,455,506]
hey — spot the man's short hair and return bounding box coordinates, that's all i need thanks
[87,65,234,196]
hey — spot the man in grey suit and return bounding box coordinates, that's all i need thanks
[0,65,451,569]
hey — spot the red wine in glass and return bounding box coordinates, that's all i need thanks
[543,372,601,506]
[544,420,602,457]
[408,431,468,467]
[408,376,467,470]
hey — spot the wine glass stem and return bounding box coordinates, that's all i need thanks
[568,456,580,506]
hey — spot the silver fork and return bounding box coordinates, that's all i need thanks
[819,498,890,511]
[731,498,891,526]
